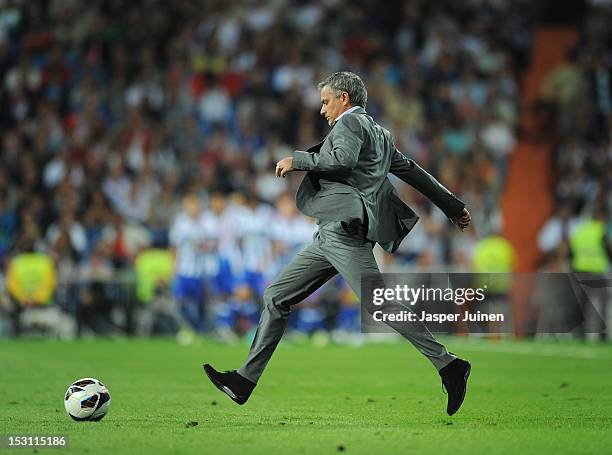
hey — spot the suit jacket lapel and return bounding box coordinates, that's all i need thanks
[305,141,324,154]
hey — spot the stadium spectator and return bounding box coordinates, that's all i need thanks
[6,246,75,338]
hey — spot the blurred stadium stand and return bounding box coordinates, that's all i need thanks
[0,0,609,339]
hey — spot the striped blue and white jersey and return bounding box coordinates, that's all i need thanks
[169,212,208,279]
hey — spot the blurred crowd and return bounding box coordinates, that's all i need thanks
[0,0,609,337]
[536,7,612,273]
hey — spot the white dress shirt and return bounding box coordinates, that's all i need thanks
[334,105,362,124]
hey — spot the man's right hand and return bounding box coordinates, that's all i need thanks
[276,157,294,177]
[452,208,471,232]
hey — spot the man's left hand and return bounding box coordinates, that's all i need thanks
[276,157,294,177]
[452,208,472,231]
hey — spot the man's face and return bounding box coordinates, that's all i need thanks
[210,193,225,214]
[320,85,349,126]
[184,195,200,219]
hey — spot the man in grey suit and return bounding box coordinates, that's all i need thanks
[205,72,473,416]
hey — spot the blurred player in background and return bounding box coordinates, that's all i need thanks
[169,193,209,333]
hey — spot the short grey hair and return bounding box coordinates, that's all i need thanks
[318,71,367,108]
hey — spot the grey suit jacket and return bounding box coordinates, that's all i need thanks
[292,106,465,253]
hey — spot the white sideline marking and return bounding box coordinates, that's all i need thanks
[454,342,610,359]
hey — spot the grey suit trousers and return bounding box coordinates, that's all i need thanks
[238,221,455,383]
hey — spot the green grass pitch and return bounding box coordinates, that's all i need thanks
[1,337,611,454]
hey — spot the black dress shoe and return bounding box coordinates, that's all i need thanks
[203,364,256,405]
[439,358,471,416]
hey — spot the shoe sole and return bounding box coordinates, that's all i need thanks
[448,362,471,416]
[202,365,247,405]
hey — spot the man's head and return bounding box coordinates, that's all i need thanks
[209,191,225,215]
[275,193,296,218]
[318,72,367,126]
[183,193,201,219]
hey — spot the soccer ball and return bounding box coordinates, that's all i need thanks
[64,378,111,421]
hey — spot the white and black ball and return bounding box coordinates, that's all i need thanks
[64,378,111,421]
